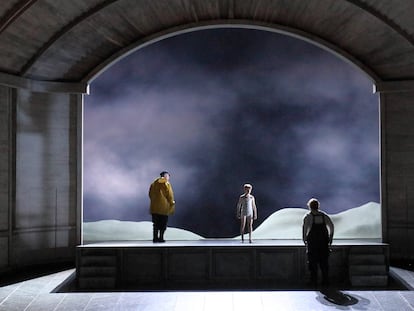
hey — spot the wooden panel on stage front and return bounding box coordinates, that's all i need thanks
[257,249,299,283]
[123,250,164,285]
[76,240,389,290]
[212,249,253,279]
[167,249,209,281]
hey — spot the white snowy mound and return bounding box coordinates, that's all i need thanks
[83,202,381,241]
[83,220,204,242]
[250,202,381,239]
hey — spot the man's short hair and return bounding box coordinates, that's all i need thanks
[307,198,320,210]
[160,171,169,177]
[243,183,252,189]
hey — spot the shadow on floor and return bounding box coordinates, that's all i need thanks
[0,262,74,287]
[319,288,359,306]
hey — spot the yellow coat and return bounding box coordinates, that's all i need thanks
[149,177,175,215]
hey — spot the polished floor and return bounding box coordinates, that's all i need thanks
[0,267,413,311]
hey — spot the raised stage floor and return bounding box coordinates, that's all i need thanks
[76,239,389,290]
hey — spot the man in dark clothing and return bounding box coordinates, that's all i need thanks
[302,198,334,287]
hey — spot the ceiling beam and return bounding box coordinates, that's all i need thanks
[20,0,120,77]
[0,0,38,34]
[0,71,89,94]
[345,0,414,47]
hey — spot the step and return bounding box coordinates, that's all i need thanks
[349,264,387,276]
[349,254,385,265]
[79,266,117,277]
[78,277,116,289]
[80,249,116,256]
[349,246,385,254]
[350,275,388,287]
[80,255,117,267]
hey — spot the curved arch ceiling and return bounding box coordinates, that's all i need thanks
[0,0,414,86]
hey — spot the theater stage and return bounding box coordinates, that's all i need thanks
[76,239,389,290]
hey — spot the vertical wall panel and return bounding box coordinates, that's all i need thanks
[381,91,414,261]
[13,89,80,265]
[0,86,11,231]
[0,85,12,268]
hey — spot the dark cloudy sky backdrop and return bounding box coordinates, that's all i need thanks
[83,28,379,238]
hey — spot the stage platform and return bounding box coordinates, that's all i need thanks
[76,239,389,290]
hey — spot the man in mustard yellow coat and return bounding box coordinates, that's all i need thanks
[149,171,175,242]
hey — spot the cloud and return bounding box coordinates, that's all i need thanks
[83,28,379,237]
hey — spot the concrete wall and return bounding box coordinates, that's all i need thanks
[0,85,82,270]
[381,89,414,262]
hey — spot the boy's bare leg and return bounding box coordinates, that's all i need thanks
[240,216,246,242]
[248,217,253,243]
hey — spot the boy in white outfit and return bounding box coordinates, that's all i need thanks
[237,184,257,243]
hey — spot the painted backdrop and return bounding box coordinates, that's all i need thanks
[83,28,379,238]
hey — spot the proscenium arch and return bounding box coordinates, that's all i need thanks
[83,21,380,85]
[81,22,381,239]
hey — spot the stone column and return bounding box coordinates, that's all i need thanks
[378,81,414,262]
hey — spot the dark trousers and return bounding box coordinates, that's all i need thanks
[307,248,329,286]
[152,214,168,241]
[152,214,168,230]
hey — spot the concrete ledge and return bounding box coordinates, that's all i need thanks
[76,239,389,290]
